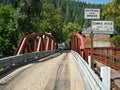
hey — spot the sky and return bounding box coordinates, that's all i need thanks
[79,0,112,4]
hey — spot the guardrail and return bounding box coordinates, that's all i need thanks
[0,50,56,75]
[72,50,107,90]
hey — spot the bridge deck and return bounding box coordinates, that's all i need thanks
[0,52,85,90]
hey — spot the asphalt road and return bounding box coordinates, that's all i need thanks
[0,52,85,90]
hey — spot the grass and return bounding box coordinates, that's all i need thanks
[0,67,4,72]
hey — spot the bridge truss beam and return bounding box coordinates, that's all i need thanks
[15,33,57,55]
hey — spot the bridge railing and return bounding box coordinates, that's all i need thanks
[84,47,120,70]
[72,50,106,90]
[0,50,57,75]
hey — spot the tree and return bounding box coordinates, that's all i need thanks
[9,0,42,35]
[101,0,120,33]
[0,4,18,56]
[62,22,82,45]
[110,35,120,46]
[101,0,120,46]
[39,4,63,43]
[41,0,102,27]
[39,4,82,44]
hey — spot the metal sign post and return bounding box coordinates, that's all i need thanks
[84,8,100,69]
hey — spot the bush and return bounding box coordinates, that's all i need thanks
[110,35,120,46]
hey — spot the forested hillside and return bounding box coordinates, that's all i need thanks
[0,0,120,56]
[41,0,102,27]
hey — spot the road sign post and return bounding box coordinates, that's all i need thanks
[90,28,94,69]
[84,8,100,69]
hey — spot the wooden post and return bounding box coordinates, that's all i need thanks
[90,25,94,69]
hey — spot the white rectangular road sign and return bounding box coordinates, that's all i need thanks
[92,20,114,31]
[84,8,100,19]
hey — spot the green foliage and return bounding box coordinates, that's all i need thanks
[101,0,120,33]
[39,4,82,44]
[39,4,63,43]
[0,4,18,56]
[41,0,102,28]
[8,0,19,8]
[0,0,105,56]
[62,22,82,45]
[110,35,120,46]
[101,0,120,46]
[0,67,4,71]
[10,0,42,35]
[39,4,62,32]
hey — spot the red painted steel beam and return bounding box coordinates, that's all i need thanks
[71,32,85,58]
[37,37,41,52]
[15,33,57,55]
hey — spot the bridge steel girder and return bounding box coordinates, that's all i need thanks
[71,32,85,59]
[15,33,58,55]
